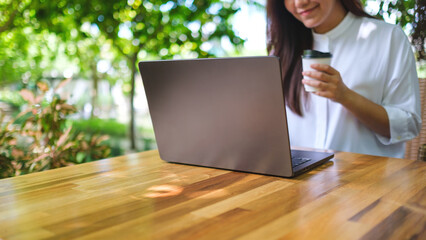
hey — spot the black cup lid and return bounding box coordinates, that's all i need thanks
[302,50,332,58]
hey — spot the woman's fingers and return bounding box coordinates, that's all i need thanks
[302,71,332,82]
[301,64,348,103]
[302,78,329,90]
[310,63,339,75]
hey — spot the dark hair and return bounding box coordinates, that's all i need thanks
[266,0,372,116]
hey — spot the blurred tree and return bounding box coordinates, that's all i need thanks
[1,0,249,150]
[28,0,110,117]
[33,0,246,149]
[0,0,31,33]
[0,0,58,85]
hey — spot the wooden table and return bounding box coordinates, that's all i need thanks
[0,150,425,240]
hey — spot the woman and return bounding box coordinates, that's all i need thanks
[267,0,421,157]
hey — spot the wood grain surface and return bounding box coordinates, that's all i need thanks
[0,150,425,240]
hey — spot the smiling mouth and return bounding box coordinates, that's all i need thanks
[299,5,319,16]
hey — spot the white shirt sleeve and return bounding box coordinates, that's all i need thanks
[376,26,422,145]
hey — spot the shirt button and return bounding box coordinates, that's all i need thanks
[397,136,401,140]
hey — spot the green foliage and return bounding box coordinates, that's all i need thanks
[1,0,250,149]
[14,0,247,88]
[0,79,111,179]
[72,118,127,138]
[63,0,245,59]
[0,0,60,84]
[0,0,32,33]
[71,118,156,152]
[0,90,26,109]
[366,0,416,27]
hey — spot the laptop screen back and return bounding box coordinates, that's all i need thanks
[139,57,294,177]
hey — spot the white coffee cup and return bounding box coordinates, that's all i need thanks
[302,50,332,92]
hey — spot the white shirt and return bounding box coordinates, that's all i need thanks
[286,12,422,158]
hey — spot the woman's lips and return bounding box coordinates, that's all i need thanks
[299,5,319,16]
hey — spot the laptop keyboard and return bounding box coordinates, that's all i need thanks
[292,157,311,167]
[291,150,312,167]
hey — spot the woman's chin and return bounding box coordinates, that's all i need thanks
[297,18,319,30]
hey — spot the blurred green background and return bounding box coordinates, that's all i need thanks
[0,0,424,178]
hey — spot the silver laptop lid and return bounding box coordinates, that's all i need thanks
[139,56,294,177]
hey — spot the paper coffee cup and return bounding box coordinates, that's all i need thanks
[302,50,332,92]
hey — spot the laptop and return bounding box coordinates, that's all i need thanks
[138,56,334,177]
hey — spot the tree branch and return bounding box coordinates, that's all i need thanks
[98,24,132,61]
[0,0,33,33]
[0,4,19,33]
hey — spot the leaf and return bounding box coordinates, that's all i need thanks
[60,104,76,111]
[95,135,110,145]
[35,95,44,104]
[81,141,89,149]
[76,152,86,163]
[62,142,74,150]
[32,153,50,163]
[37,82,49,92]
[20,89,35,105]
[54,78,71,91]
[15,108,32,121]
[11,149,24,158]
[56,126,72,148]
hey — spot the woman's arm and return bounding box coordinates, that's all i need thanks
[302,63,391,138]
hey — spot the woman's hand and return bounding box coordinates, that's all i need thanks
[302,63,390,138]
[302,64,350,103]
